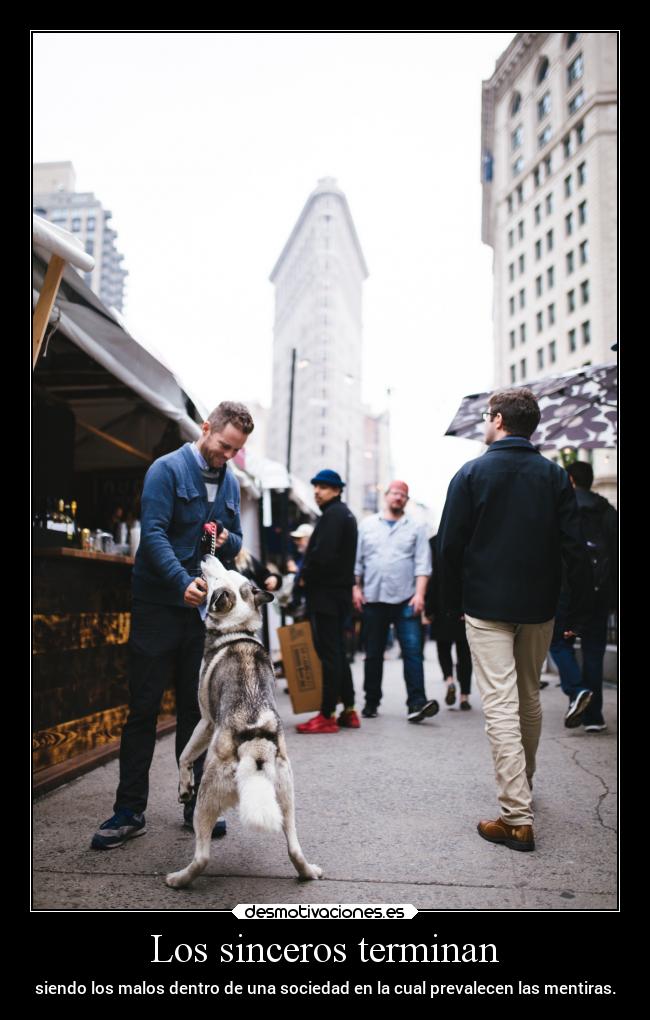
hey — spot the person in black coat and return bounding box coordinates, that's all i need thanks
[424,534,473,710]
[437,387,593,853]
[296,469,359,734]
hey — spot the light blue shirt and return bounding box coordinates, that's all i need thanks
[354,514,431,604]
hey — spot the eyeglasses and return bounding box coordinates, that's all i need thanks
[481,410,498,421]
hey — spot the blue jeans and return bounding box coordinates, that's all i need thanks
[549,607,609,726]
[363,601,428,712]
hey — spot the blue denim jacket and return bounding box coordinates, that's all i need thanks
[132,443,243,606]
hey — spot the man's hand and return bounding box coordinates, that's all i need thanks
[409,592,425,614]
[352,584,366,613]
[563,629,577,639]
[184,577,208,607]
[215,527,229,549]
[265,575,280,591]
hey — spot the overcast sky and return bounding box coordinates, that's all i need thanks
[33,30,516,523]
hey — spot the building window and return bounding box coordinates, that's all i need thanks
[509,296,515,316]
[546,192,553,215]
[549,339,557,363]
[537,57,550,85]
[537,348,545,370]
[563,135,573,159]
[520,323,527,344]
[86,216,96,232]
[547,265,555,288]
[546,229,554,252]
[71,217,81,232]
[568,328,577,352]
[520,357,527,379]
[548,303,556,325]
[508,263,515,282]
[544,155,552,177]
[582,320,591,345]
[516,184,524,205]
[579,239,589,264]
[564,174,573,198]
[567,32,580,49]
[511,125,523,151]
[578,200,587,225]
[513,156,524,176]
[85,239,94,255]
[565,212,574,236]
[508,229,514,249]
[581,279,590,304]
[510,364,517,383]
[507,194,513,214]
[535,275,543,297]
[518,219,524,240]
[567,289,576,313]
[536,311,544,333]
[534,204,541,225]
[568,89,584,115]
[537,91,551,121]
[518,254,525,274]
[568,54,584,86]
[509,330,516,350]
[576,121,585,145]
[577,161,587,186]
[519,288,525,309]
[567,250,575,274]
[511,92,522,116]
[538,125,552,149]
[535,239,542,261]
[534,165,541,188]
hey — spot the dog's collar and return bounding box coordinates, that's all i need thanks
[208,631,264,654]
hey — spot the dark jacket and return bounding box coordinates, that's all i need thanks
[301,496,358,614]
[559,487,618,612]
[437,437,593,626]
[132,443,243,607]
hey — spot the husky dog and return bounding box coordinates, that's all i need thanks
[166,554,322,889]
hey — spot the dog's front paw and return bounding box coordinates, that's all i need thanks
[166,870,191,889]
[178,781,195,804]
[299,863,323,881]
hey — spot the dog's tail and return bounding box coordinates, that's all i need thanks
[235,722,283,834]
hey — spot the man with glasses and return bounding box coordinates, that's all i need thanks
[437,390,592,851]
[91,402,253,849]
[353,480,438,723]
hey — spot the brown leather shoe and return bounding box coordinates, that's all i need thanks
[477,816,535,852]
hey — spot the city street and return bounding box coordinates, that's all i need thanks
[32,643,617,911]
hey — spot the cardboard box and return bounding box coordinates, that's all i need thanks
[277,621,322,715]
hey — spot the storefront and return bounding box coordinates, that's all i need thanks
[32,225,260,793]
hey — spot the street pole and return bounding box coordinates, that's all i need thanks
[280,347,297,625]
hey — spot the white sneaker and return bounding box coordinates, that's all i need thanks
[584,723,607,732]
[565,689,592,728]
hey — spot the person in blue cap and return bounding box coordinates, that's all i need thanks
[296,469,360,733]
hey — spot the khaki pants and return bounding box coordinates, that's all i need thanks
[464,614,554,827]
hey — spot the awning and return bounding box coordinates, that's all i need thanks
[244,452,319,517]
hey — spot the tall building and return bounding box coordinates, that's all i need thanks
[481,32,617,499]
[33,161,129,313]
[267,178,369,516]
[362,407,393,514]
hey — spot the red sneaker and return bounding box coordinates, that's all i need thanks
[337,708,360,729]
[296,713,339,734]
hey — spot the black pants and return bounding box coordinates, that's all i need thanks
[436,636,472,695]
[310,608,356,717]
[114,600,205,814]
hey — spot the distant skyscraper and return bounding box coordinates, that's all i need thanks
[481,32,617,500]
[33,161,129,313]
[268,178,368,515]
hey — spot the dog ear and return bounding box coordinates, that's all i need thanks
[253,588,274,606]
[209,588,235,613]
[202,554,229,580]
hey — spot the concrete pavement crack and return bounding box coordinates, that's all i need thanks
[553,736,617,835]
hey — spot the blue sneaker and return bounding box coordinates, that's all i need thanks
[91,809,146,850]
[183,802,227,838]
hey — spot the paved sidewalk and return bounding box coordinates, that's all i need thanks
[32,643,617,910]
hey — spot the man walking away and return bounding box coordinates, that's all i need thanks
[438,389,592,852]
[549,460,618,732]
